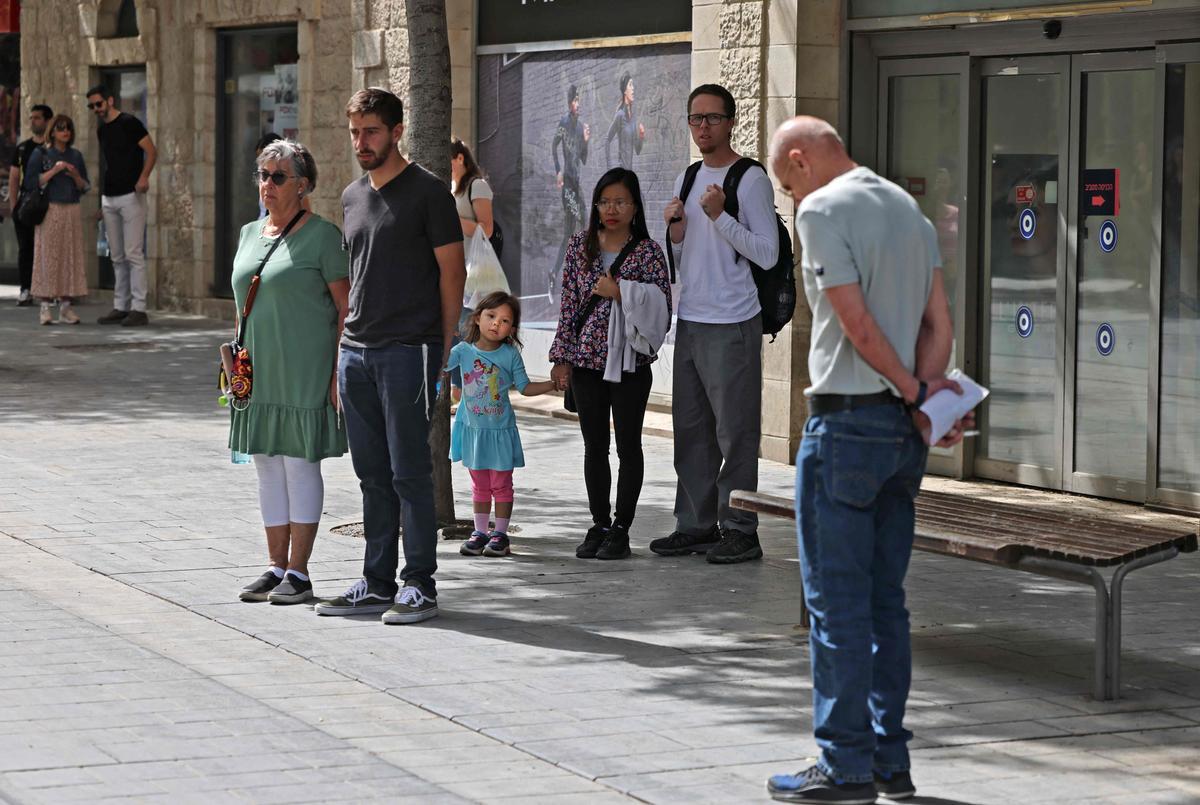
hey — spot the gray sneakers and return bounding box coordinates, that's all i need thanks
[381,583,438,625]
[268,574,314,605]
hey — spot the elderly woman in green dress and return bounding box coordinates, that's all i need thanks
[232,139,349,605]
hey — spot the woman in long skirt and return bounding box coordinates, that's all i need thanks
[27,114,89,325]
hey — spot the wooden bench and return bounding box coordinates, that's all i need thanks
[730,488,1198,701]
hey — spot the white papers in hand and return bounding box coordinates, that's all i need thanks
[919,368,988,445]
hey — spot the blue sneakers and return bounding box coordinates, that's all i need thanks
[767,765,877,804]
[461,530,490,556]
[482,531,510,557]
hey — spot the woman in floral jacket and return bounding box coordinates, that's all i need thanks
[549,167,672,560]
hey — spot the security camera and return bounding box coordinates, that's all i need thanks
[1043,20,1062,39]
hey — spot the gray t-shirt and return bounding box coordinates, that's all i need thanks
[341,163,463,348]
[796,166,940,396]
[454,176,493,222]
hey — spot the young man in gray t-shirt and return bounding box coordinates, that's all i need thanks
[765,116,970,804]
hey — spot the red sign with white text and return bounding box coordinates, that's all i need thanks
[1015,184,1036,205]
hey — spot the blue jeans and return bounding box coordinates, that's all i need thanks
[795,402,928,783]
[339,343,440,598]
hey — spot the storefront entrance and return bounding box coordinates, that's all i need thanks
[856,12,1200,511]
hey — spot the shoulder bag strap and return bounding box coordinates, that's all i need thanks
[571,237,641,335]
[235,208,306,345]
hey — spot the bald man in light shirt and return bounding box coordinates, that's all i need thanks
[764,116,970,804]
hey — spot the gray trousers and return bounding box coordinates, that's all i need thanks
[672,315,762,534]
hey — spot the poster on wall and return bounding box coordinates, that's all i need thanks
[476,43,692,328]
[273,64,298,139]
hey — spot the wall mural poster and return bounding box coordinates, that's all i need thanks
[476,43,692,328]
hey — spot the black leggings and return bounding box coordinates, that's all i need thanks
[570,364,653,528]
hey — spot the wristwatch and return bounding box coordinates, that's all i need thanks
[910,380,928,410]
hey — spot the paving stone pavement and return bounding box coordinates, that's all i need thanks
[1,290,1198,804]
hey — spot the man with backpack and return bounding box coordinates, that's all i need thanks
[650,83,782,565]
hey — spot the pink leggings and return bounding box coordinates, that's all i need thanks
[469,469,514,504]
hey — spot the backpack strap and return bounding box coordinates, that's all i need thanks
[720,157,761,221]
[721,157,763,264]
[665,161,704,284]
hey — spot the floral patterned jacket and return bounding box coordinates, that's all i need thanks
[549,232,673,372]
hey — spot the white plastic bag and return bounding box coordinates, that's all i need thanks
[464,227,510,308]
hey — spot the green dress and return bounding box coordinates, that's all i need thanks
[228,215,349,462]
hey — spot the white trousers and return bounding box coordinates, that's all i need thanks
[101,192,148,312]
[253,454,324,527]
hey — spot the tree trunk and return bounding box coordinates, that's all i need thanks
[405,0,457,528]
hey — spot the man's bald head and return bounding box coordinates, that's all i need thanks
[769,116,855,203]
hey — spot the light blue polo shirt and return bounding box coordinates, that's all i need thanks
[796,166,940,396]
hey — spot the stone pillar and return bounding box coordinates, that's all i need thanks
[692,0,808,464]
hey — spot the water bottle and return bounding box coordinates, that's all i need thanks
[231,450,252,465]
[97,221,110,258]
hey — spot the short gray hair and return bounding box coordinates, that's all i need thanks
[257,139,318,192]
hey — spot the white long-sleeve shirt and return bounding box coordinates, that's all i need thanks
[671,161,779,324]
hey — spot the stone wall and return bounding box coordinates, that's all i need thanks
[693,0,834,463]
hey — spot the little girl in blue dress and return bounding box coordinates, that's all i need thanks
[447,292,558,556]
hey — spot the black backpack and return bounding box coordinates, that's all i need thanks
[668,157,796,342]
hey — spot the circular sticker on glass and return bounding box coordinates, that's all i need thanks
[1096,323,1115,356]
[1016,305,1034,339]
[1099,219,1117,253]
[1019,208,1037,241]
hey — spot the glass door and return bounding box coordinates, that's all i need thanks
[975,56,1070,489]
[1065,53,1156,501]
[1151,44,1200,511]
[876,57,973,476]
[214,26,298,298]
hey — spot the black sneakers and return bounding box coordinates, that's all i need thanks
[575,524,610,559]
[121,310,149,327]
[268,574,314,604]
[314,578,394,616]
[707,529,763,564]
[766,765,877,804]
[239,570,283,602]
[648,526,720,556]
[874,770,916,800]
[595,523,631,560]
[97,308,129,324]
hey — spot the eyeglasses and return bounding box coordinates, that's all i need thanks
[687,113,731,127]
[595,199,633,212]
[87,101,105,110]
[253,170,293,186]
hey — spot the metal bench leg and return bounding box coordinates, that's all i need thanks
[1106,548,1179,700]
[1016,557,1110,701]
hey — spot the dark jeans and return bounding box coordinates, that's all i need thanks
[14,217,34,292]
[339,342,440,598]
[795,402,928,783]
[571,364,653,528]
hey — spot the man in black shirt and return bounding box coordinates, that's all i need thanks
[313,88,465,625]
[86,84,157,327]
[6,104,52,306]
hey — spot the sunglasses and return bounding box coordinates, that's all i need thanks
[253,170,293,186]
[87,101,106,110]
[54,122,73,131]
